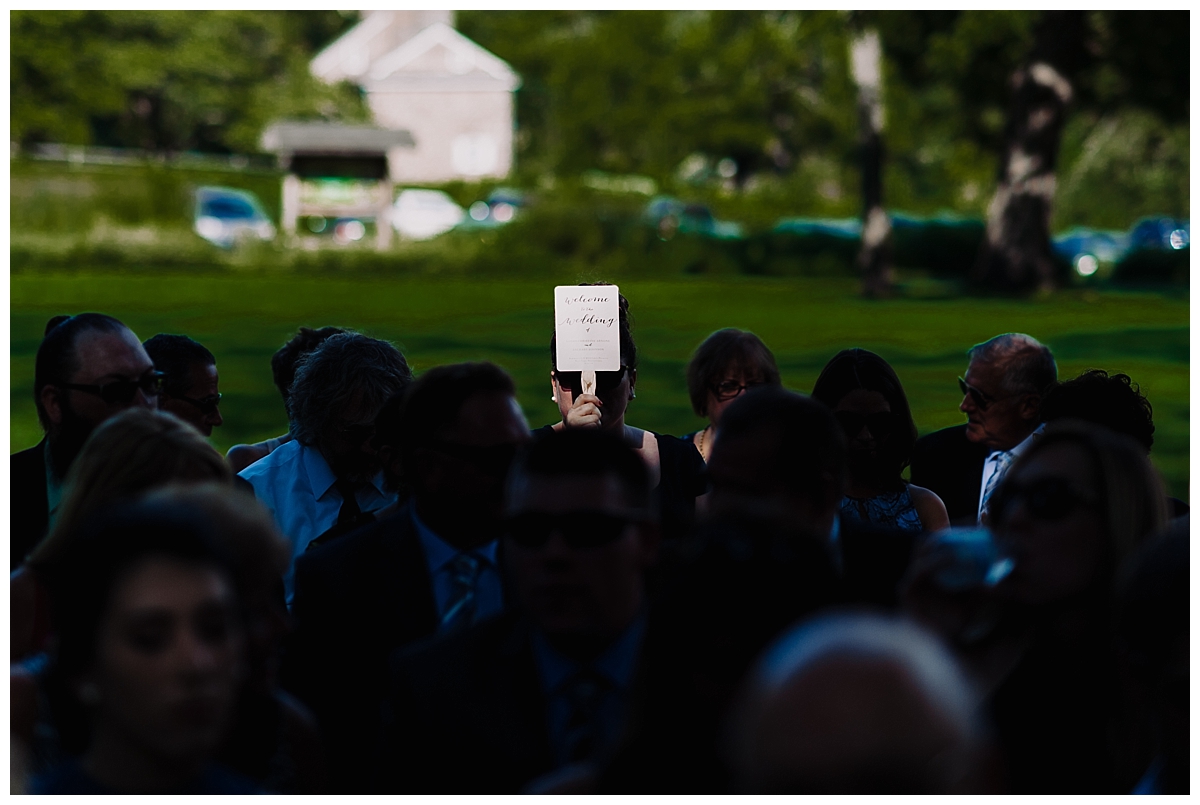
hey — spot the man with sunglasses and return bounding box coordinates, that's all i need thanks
[11,313,160,569]
[284,361,530,791]
[910,333,1056,525]
[143,333,224,437]
[381,429,659,793]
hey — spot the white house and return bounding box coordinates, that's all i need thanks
[311,11,520,184]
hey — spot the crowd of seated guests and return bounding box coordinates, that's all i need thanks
[9,297,1189,794]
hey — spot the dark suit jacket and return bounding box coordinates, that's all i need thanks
[382,614,554,793]
[11,439,50,570]
[282,503,438,791]
[909,424,990,525]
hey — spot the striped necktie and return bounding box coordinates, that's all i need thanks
[979,450,1014,524]
[440,552,482,634]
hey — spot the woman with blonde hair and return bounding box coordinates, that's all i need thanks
[904,418,1169,793]
[12,408,232,662]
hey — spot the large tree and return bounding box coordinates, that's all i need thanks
[10,11,367,153]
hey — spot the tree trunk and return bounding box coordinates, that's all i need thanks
[849,28,894,298]
[972,11,1087,294]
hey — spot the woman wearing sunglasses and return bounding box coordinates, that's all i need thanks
[546,288,706,544]
[811,348,948,534]
[905,419,1169,792]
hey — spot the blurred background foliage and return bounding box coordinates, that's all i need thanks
[11,10,1188,229]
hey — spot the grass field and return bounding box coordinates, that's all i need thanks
[10,270,1190,501]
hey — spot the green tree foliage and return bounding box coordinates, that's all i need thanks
[11,10,369,153]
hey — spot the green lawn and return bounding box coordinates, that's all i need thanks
[10,270,1189,501]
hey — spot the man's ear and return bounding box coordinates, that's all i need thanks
[628,369,637,399]
[1017,393,1041,422]
[40,386,65,428]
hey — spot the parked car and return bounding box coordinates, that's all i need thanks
[1127,216,1189,251]
[392,188,465,240]
[644,196,743,240]
[460,187,529,229]
[1052,227,1130,276]
[193,186,275,249]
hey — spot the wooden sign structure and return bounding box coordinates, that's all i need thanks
[553,286,621,395]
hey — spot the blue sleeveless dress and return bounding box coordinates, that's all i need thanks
[839,486,924,533]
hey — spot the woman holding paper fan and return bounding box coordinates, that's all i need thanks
[544,286,707,544]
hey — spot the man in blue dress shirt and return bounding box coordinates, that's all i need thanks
[238,332,412,601]
[283,361,530,791]
[381,429,660,793]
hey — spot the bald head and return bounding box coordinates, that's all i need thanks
[730,613,986,793]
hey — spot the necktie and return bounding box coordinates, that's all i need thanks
[334,478,364,525]
[562,670,610,764]
[440,553,482,634]
[979,450,1014,524]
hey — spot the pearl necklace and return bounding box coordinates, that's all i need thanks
[697,425,712,461]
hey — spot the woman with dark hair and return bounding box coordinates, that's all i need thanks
[546,284,706,543]
[683,329,782,463]
[29,499,256,793]
[811,348,948,534]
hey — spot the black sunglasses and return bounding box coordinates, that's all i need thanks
[958,377,1003,411]
[554,366,628,395]
[994,477,1098,522]
[431,440,519,475]
[711,379,766,402]
[172,392,222,415]
[834,410,894,440]
[505,511,635,550]
[64,371,164,405]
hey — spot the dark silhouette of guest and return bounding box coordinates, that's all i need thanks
[12,409,232,665]
[600,388,916,792]
[142,334,224,437]
[238,332,412,601]
[904,419,1168,793]
[909,333,1056,525]
[226,325,347,473]
[545,285,706,545]
[11,313,162,569]
[1040,368,1187,517]
[682,328,781,464]
[811,348,948,533]
[1116,517,1189,794]
[282,361,530,791]
[30,500,257,793]
[727,612,994,793]
[382,429,659,793]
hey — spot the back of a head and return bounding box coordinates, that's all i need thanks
[710,386,847,507]
[141,482,290,590]
[730,612,984,793]
[686,329,781,417]
[44,496,237,753]
[34,313,130,430]
[142,334,216,397]
[287,332,412,446]
[810,348,918,473]
[393,361,516,466]
[509,429,653,515]
[968,333,1057,396]
[1040,369,1155,453]
[29,409,233,569]
[271,326,347,403]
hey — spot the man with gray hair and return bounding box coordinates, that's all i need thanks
[910,333,1056,524]
[239,331,413,600]
[727,611,992,793]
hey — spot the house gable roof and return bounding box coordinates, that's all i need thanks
[367,22,520,91]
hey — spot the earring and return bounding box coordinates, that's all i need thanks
[629,390,636,400]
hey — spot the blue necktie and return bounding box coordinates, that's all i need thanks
[979,450,1014,524]
[440,552,482,634]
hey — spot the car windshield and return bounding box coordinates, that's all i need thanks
[202,197,256,219]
